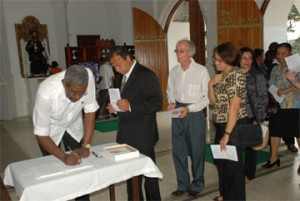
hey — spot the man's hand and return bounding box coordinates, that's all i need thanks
[63,153,81,166]
[117,99,130,111]
[178,107,189,118]
[74,147,90,158]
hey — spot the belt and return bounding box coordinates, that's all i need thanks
[175,101,192,107]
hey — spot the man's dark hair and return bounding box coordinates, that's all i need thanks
[108,46,133,61]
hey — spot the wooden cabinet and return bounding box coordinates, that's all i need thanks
[65,39,115,67]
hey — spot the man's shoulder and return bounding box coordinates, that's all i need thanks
[192,61,206,68]
[135,62,154,73]
[191,62,209,74]
[38,74,63,95]
[42,71,64,84]
[100,62,112,68]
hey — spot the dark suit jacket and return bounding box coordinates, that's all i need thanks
[115,62,162,156]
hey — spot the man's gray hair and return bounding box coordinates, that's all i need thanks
[177,39,196,57]
[64,65,89,86]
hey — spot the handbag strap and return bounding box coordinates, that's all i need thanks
[246,77,260,122]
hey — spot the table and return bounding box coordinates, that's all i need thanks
[1,177,11,201]
[3,143,163,201]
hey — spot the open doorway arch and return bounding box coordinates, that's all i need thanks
[263,0,298,49]
[164,0,206,71]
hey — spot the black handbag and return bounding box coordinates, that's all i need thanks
[230,82,263,147]
[230,124,263,147]
[266,91,280,118]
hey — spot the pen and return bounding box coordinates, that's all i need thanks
[67,146,81,164]
[92,151,103,158]
[68,146,78,156]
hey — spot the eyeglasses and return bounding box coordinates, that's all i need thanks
[174,49,189,54]
[241,56,252,61]
[65,85,87,98]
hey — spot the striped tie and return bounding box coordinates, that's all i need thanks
[120,75,127,92]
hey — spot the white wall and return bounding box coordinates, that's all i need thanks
[264,0,295,49]
[167,22,190,71]
[1,0,296,119]
[0,1,17,120]
[67,1,134,46]
[3,0,59,117]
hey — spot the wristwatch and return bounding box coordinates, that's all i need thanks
[83,144,91,149]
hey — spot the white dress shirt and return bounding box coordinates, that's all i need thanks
[33,68,99,145]
[124,60,136,80]
[167,58,210,112]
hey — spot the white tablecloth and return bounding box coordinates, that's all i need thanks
[4,143,163,201]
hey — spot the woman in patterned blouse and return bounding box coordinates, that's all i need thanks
[208,42,248,201]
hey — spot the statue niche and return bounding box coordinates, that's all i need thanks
[15,16,50,78]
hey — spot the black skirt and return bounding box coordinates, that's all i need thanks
[269,108,300,138]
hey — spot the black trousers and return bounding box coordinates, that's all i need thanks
[244,147,257,179]
[96,89,110,117]
[214,119,247,201]
[126,145,161,201]
[39,131,90,201]
[244,118,257,180]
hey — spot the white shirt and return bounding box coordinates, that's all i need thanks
[98,62,114,90]
[33,68,99,145]
[167,58,210,112]
[124,60,136,80]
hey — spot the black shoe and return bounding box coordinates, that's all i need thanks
[287,145,298,153]
[188,191,199,198]
[298,164,300,174]
[212,196,223,201]
[171,189,186,196]
[261,159,280,168]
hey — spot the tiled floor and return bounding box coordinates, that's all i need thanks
[1,112,299,201]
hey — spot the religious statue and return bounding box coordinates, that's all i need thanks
[25,28,49,77]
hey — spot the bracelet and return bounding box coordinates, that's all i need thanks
[225,132,231,136]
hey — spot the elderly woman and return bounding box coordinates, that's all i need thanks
[262,43,300,169]
[209,42,248,201]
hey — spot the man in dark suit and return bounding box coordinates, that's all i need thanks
[107,46,162,201]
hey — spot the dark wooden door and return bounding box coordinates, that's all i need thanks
[132,8,169,110]
[189,0,206,65]
[217,0,263,49]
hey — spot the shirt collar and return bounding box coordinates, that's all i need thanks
[179,58,195,71]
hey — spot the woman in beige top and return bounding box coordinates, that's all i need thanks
[209,42,248,201]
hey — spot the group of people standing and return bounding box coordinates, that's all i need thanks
[168,40,299,201]
[32,38,299,201]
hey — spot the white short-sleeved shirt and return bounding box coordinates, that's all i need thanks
[98,62,114,90]
[167,58,210,112]
[33,68,99,145]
